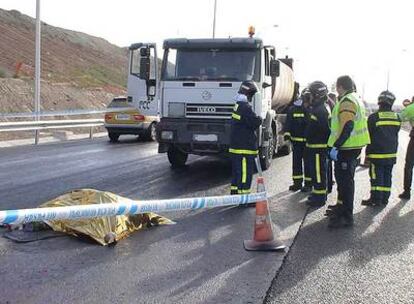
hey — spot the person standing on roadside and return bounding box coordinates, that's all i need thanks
[326,75,370,228]
[398,96,414,200]
[284,88,312,192]
[229,81,262,195]
[362,91,401,207]
[305,81,331,207]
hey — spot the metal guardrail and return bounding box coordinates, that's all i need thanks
[0,119,104,132]
[0,107,133,119]
[0,108,134,144]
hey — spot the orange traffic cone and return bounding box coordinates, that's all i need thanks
[244,176,286,251]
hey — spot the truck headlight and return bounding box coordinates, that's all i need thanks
[161,131,174,140]
[168,103,185,117]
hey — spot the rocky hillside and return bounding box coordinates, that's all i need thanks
[0,8,129,113]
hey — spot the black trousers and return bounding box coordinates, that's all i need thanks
[292,142,312,186]
[403,137,414,191]
[335,150,360,217]
[369,162,393,203]
[231,154,255,194]
[308,148,327,202]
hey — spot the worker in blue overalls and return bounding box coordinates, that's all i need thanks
[362,91,401,206]
[230,81,262,195]
[284,88,313,192]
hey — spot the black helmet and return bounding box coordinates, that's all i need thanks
[308,81,328,100]
[238,81,258,99]
[378,90,396,106]
[301,87,310,98]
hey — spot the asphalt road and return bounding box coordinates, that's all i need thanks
[266,133,414,304]
[0,136,308,304]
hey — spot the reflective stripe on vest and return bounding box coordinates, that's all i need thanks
[291,137,306,142]
[293,113,305,118]
[229,148,258,155]
[328,92,370,148]
[232,113,241,120]
[376,120,401,127]
[306,143,328,149]
[378,112,398,119]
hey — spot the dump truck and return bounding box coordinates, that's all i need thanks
[133,37,297,170]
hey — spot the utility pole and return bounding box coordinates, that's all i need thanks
[386,69,390,91]
[34,0,41,144]
[212,0,217,38]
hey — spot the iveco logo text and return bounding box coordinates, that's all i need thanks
[201,91,212,101]
[197,106,216,113]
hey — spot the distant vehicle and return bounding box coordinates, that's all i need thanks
[104,96,158,142]
[104,43,160,143]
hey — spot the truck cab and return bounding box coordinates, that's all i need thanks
[153,38,295,169]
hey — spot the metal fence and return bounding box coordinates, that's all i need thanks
[0,107,132,144]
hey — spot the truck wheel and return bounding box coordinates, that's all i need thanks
[108,132,120,143]
[142,122,157,142]
[272,133,279,159]
[278,143,292,156]
[167,148,188,168]
[260,131,274,171]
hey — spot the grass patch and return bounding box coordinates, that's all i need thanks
[71,65,127,88]
[0,67,7,78]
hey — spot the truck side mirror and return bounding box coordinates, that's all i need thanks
[140,47,150,58]
[270,60,280,77]
[140,57,150,81]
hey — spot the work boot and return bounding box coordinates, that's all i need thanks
[301,185,312,193]
[328,213,354,229]
[289,183,303,192]
[361,197,376,206]
[399,191,411,200]
[362,197,384,207]
[361,197,371,205]
[324,204,340,216]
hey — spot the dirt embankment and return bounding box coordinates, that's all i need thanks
[0,8,130,141]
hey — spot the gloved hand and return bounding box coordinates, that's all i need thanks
[284,134,291,141]
[329,147,338,161]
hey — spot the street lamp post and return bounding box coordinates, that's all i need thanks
[212,0,217,38]
[34,0,41,144]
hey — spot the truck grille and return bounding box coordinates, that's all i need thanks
[185,103,234,119]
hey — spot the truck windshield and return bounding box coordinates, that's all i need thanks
[162,48,260,82]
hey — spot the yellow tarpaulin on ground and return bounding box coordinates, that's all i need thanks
[40,189,174,246]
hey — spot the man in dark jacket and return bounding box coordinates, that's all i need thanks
[305,81,331,207]
[362,91,401,206]
[284,88,312,191]
[398,96,414,199]
[230,81,262,195]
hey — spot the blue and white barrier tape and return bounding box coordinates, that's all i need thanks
[0,192,267,225]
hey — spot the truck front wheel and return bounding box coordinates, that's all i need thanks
[259,129,274,171]
[167,147,188,168]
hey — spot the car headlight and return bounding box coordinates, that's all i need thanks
[168,103,185,118]
[161,131,174,140]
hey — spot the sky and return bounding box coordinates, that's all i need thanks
[1,0,413,103]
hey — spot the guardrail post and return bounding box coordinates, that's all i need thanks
[34,130,39,145]
[89,127,93,139]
